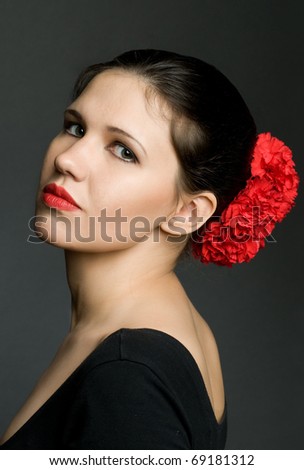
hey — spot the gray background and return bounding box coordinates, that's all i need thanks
[0,0,303,449]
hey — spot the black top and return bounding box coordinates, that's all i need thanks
[0,328,227,449]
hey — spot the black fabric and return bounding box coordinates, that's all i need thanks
[0,328,227,449]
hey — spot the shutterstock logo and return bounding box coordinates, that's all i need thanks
[27,206,277,245]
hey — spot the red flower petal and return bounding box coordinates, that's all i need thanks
[192,132,300,266]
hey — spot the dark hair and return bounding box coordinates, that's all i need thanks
[72,49,257,218]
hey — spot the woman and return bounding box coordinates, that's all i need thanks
[0,49,299,449]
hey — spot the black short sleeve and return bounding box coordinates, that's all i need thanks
[62,359,191,449]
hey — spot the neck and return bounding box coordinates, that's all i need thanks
[65,238,180,334]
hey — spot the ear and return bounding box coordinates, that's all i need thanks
[160,192,217,237]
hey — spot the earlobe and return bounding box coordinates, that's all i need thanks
[160,192,217,236]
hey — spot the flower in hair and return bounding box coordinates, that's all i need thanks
[192,133,300,267]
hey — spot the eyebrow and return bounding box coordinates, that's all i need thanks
[64,108,147,156]
[64,108,82,120]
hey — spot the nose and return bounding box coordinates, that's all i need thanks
[54,139,89,182]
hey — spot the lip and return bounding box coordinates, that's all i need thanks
[42,183,81,211]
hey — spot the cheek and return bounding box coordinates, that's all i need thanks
[91,167,178,222]
[39,157,52,186]
[38,139,60,185]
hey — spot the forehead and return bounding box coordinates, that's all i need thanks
[73,69,170,130]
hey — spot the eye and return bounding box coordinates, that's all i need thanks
[64,121,85,138]
[108,142,138,164]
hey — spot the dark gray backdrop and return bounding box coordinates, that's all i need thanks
[0,0,303,449]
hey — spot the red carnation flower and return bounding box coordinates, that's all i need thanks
[192,133,300,266]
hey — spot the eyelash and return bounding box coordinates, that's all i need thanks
[63,120,85,138]
[63,120,139,164]
[107,142,138,164]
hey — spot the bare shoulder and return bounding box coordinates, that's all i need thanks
[164,308,226,424]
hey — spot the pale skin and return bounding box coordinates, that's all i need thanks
[1,70,225,445]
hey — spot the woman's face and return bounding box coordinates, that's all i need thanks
[35,69,181,252]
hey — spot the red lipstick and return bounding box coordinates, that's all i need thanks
[42,183,81,211]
